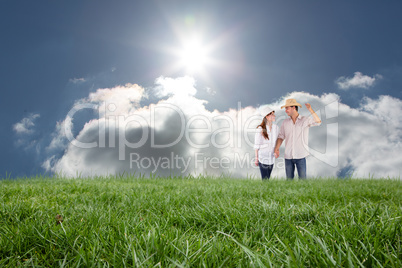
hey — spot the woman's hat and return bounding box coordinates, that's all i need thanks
[281,98,302,109]
[259,106,274,117]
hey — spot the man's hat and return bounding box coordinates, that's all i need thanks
[259,106,274,117]
[281,98,302,109]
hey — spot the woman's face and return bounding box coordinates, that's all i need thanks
[265,112,276,122]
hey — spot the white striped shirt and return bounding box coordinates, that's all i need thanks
[278,115,321,159]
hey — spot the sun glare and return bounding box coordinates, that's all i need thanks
[178,37,209,74]
[164,31,222,78]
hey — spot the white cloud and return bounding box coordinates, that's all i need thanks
[69,78,86,84]
[43,78,401,179]
[206,86,216,96]
[46,116,73,151]
[13,113,41,149]
[13,113,40,134]
[336,72,382,90]
[154,76,197,98]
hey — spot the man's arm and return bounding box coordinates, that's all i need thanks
[274,138,283,158]
[305,103,321,124]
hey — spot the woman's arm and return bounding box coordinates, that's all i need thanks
[274,138,283,158]
[254,127,262,166]
[255,149,259,166]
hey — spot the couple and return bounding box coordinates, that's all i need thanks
[254,98,321,180]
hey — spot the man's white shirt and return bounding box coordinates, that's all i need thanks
[278,115,321,159]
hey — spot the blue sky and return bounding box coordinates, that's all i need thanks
[2,0,401,178]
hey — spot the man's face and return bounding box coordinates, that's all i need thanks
[285,106,295,116]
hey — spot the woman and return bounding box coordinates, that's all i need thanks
[254,106,278,180]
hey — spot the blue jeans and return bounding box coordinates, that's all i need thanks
[259,162,273,180]
[285,158,306,179]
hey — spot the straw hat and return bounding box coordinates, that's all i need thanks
[259,106,274,117]
[281,98,302,109]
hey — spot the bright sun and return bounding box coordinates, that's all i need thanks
[177,36,210,74]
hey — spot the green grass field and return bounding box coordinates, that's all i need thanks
[0,176,401,267]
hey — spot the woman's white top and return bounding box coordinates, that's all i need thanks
[254,124,279,165]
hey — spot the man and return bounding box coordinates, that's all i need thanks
[274,98,321,179]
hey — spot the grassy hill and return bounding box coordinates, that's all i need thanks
[1,176,401,267]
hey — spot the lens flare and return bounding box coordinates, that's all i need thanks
[179,38,208,73]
